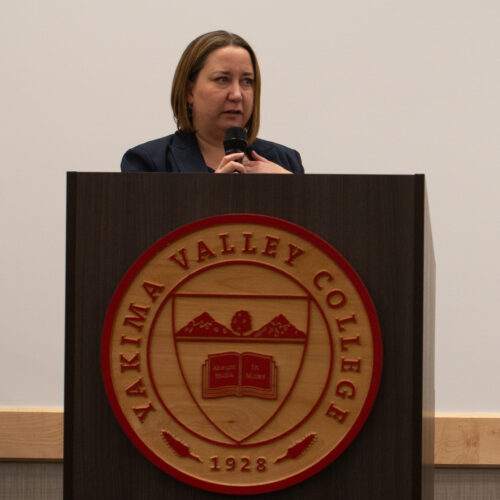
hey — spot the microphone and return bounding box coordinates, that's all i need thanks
[224,127,248,164]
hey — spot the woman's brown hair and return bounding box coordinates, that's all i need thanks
[171,31,261,144]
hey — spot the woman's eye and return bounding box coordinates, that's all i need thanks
[215,76,228,83]
[242,78,253,86]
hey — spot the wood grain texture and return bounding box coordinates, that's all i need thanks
[63,173,433,499]
[2,410,499,466]
[435,415,500,467]
[65,174,424,500]
[0,409,63,460]
[100,218,381,491]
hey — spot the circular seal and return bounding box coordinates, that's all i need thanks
[102,214,382,494]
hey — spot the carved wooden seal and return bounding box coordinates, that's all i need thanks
[101,214,382,494]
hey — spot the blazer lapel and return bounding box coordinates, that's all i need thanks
[168,132,209,173]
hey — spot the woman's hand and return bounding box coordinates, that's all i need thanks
[214,150,291,174]
[214,152,246,174]
[244,150,292,174]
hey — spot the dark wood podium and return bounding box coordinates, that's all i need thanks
[65,173,435,499]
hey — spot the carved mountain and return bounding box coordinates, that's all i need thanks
[176,312,306,340]
[250,314,306,339]
[176,312,233,337]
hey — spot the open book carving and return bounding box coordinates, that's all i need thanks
[202,352,278,400]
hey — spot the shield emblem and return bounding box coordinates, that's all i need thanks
[172,293,310,444]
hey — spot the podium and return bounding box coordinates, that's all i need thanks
[65,173,435,499]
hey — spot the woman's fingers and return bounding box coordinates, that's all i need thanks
[250,150,267,161]
[214,150,290,174]
[214,152,246,174]
[246,150,291,174]
[214,161,246,174]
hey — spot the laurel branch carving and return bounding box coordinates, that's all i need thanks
[274,432,317,463]
[162,430,202,462]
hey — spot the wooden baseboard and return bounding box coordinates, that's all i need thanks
[0,408,63,461]
[435,414,500,467]
[1,409,499,466]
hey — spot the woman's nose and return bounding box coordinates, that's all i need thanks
[228,82,243,101]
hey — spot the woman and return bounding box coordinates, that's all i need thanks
[121,31,304,174]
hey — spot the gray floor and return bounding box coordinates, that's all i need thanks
[434,468,500,500]
[1,463,499,499]
[0,463,62,500]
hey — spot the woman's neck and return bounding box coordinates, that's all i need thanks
[195,132,225,169]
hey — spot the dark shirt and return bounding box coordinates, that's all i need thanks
[121,131,304,174]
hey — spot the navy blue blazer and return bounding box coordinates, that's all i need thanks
[120,131,304,174]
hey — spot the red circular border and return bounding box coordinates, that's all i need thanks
[101,214,383,495]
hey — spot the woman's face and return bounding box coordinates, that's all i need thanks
[187,46,255,141]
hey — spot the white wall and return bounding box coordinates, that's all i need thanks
[1,0,499,412]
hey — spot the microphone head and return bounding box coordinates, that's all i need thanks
[223,127,248,155]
